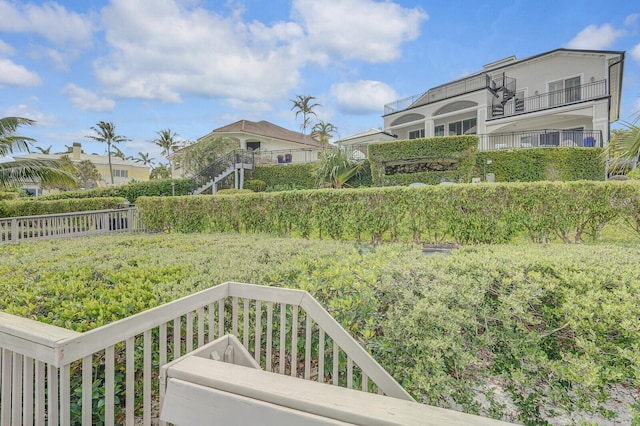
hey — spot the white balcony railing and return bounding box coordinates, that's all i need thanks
[0,282,413,425]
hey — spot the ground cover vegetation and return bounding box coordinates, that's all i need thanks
[1,233,638,424]
[136,181,640,245]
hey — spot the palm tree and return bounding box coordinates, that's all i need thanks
[154,128,179,159]
[290,95,321,134]
[34,145,52,154]
[0,117,76,188]
[133,152,155,166]
[312,121,339,146]
[86,121,130,184]
[606,122,640,171]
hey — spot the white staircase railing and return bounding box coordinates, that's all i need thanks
[0,282,413,425]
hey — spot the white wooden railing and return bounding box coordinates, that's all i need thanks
[0,208,143,243]
[0,282,413,426]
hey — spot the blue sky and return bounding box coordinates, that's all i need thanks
[1,0,639,165]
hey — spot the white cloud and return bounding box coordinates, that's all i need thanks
[94,0,426,106]
[61,84,116,112]
[624,14,639,27]
[330,80,398,114]
[0,1,94,67]
[631,43,640,64]
[566,23,624,50]
[4,103,57,127]
[95,0,304,103]
[0,59,41,87]
[0,39,14,55]
[0,1,94,47]
[292,0,428,63]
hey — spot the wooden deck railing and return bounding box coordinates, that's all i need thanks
[0,208,143,243]
[0,282,413,426]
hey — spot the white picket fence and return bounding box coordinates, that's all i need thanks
[0,282,414,426]
[0,208,143,243]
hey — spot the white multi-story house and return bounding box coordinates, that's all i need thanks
[383,48,624,150]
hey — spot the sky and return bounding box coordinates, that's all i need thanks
[1,0,640,166]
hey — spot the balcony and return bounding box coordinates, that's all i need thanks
[384,73,495,115]
[488,79,607,120]
[478,129,603,151]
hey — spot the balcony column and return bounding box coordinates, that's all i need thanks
[424,119,434,137]
[238,137,247,150]
[476,108,487,134]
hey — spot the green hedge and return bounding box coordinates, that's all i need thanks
[250,163,319,189]
[475,148,605,182]
[137,181,640,244]
[0,197,126,218]
[368,136,479,186]
[37,179,194,202]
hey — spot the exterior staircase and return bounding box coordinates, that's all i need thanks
[489,73,518,117]
[191,150,255,194]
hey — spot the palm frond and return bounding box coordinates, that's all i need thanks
[0,159,78,188]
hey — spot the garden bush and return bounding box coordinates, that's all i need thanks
[136,181,640,244]
[0,197,126,218]
[244,179,267,192]
[37,178,194,203]
[251,163,318,189]
[474,148,605,182]
[368,135,479,186]
[2,233,638,424]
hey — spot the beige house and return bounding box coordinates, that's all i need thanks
[15,142,149,195]
[172,120,327,178]
[336,128,397,159]
[383,48,624,150]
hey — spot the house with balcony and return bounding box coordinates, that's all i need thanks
[383,48,624,151]
[172,120,326,179]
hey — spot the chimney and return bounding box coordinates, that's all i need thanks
[72,142,82,160]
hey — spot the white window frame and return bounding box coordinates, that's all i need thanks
[408,129,425,139]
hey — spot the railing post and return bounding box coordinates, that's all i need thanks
[11,218,18,242]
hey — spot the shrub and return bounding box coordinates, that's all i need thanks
[136,181,640,244]
[368,136,479,186]
[474,148,605,182]
[244,179,267,192]
[37,179,194,202]
[0,191,18,201]
[216,189,253,195]
[0,197,126,218]
[251,163,319,189]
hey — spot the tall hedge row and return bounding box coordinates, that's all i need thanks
[474,148,605,182]
[0,197,126,218]
[250,163,319,189]
[37,178,194,203]
[368,135,479,186]
[136,181,640,244]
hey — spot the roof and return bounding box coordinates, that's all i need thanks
[431,48,625,92]
[14,153,149,170]
[337,128,397,143]
[200,120,324,148]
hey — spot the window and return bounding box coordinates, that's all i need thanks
[447,118,477,136]
[246,141,261,151]
[434,125,444,136]
[408,129,425,139]
[540,132,560,147]
[548,76,581,106]
[113,169,128,178]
